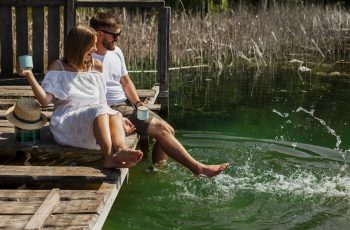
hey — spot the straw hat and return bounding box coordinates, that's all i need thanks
[5,98,47,130]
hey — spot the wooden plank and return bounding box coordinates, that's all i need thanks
[0,201,41,214]
[0,89,34,97]
[0,0,65,7]
[1,0,164,8]
[0,215,31,229]
[47,6,61,64]
[77,0,165,8]
[44,213,97,228]
[0,190,106,201]
[0,6,13,75]
[54,199,104,214]
[92,168,129,230]
[0,85,32,89]
[24,188,60,230]
[136,89,157,97]
[0,165,125,184]
[144,85,159,104]
[32,6,45,73]
[0,214,92,229]
[0,98,24,106]
[0,199,103,215]
[0,99,54,110]
[16,6,29,57]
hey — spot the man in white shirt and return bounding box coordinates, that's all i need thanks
[90,12,228,177]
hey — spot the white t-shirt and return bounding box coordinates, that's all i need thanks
[92,47,128,105]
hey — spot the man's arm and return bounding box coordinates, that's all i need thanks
[121,74,143,107]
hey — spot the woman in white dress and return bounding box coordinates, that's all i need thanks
[18,24,143,168]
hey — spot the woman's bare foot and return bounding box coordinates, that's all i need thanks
[104,148,143,169]
[196,163,230,178]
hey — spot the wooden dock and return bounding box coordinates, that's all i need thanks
[0,165,128,229]
[0,85,159,229]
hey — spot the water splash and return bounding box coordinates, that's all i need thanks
[296,107,342,151]
[272,109,289,118]
[171,133,350,203]
[171,164,350,204]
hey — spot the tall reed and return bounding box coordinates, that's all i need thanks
[76,4,350,72]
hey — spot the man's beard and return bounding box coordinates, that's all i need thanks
[102,38,116,50]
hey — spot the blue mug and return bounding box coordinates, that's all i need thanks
[18,55,33,70]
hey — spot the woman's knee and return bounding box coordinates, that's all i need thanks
[110,112,123,120]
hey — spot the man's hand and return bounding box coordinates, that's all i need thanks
[135,100,144,107]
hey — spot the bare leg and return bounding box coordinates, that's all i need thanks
[152,141,168,164]
[93,114,142,168]
[93,114,115,168]
[151,119,173,164]
[109,114,143,167]
[148,119,229,177]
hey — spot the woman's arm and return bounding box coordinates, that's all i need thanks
[18,69,53,107]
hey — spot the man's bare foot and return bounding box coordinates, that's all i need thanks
[196,163,230,178]
[104,148,143,169]
[147,160,168,172]
[154,160,167,167]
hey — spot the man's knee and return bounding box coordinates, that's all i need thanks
[148,118,174,138]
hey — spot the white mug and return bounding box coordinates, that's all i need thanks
[137,105,149,120]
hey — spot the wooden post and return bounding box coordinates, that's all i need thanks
[65,0,76,38]
[16,6,29,57]
[156,6,170,115]
[32,6,45,73]
[48,6,61,64]
[0,3,13,76]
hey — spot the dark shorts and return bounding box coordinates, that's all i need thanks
[111,102,161,135]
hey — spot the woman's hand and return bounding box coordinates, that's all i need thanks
[123,118,136,134]
[16,64,33,78]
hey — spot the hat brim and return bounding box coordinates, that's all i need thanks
[5,105,48,130]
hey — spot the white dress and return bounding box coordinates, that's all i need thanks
[41,70,118,150]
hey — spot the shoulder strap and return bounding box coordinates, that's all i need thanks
[57,60,65,71]
[91,58,95,71]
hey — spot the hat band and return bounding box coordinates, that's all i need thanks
[13,112,43,124]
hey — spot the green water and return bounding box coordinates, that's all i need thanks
[104,69,350,229]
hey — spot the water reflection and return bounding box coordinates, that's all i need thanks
[169,69,350,151]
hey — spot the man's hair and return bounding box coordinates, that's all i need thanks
[90,12,121,31]
[63,24,96,69]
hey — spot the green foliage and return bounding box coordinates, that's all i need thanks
[208,0,231,13]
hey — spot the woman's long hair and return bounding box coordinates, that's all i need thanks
[63,24,96,70]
